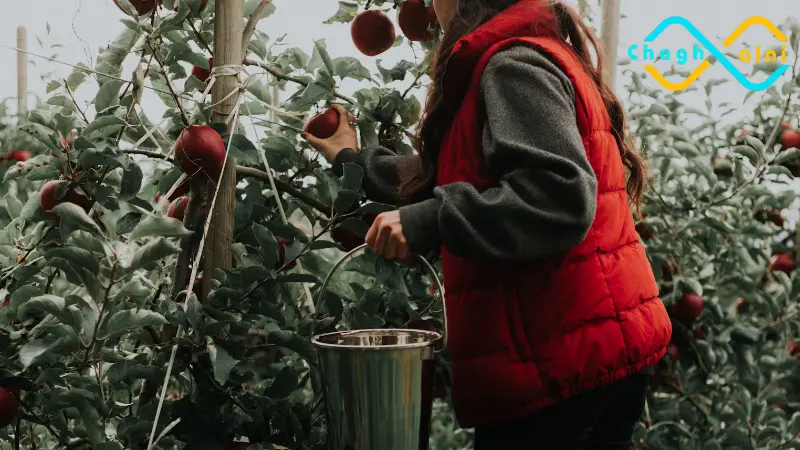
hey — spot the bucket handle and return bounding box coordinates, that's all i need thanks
[310,243,447,350]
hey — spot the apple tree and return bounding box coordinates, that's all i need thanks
[0,0,455,449]
[625,17,800,450]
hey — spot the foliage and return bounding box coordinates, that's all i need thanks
[0,0,450,449]
[625,18,800,450]
[5,1,800,450]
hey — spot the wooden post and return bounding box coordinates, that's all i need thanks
[203,0,244,302]
[16,27,27,117]
[600,0,621,87]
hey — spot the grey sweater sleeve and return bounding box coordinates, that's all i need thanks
[333,45,598,261]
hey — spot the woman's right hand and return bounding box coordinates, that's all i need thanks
[304,104,359,162]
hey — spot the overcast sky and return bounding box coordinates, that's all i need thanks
[0,0,798,127]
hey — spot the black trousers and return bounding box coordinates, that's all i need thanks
[473,374,649,450]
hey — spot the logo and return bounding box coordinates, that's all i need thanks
[627,16,791,91]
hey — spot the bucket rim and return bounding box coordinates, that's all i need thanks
[311,328,443,350]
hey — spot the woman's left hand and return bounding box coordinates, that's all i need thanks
[365,211,411,260]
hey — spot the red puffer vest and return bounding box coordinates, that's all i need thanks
[436,1,672,428]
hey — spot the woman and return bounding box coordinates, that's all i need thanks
[305,0,672,448]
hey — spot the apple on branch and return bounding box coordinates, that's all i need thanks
[351,10,396,57]
[398,0,438,42]
[175,125,227,180]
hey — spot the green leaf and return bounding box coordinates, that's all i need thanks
[129,215,193,240]
[104,309,168,338]
[17,295,65,319]
[25,164,62,182]
[775,147,800,165]
[332,57,372,81]
[19,122,58,149]
[19,336,60,369]
[116,212,142,235]
[84,115,126,138]
[51,203,102,234]
[5,194,23,220]
[733,145,760,164]
[744,135,765,154]
[323,1,358,24]
[119,163,143,201]
[766,165,794,177]
[207,338,238,385]
[129,237,182,271]
[42,389,104,416]
[730,323,760,345]
[94,80,123,113]
[309,40,335,75]
[47,95,77,113]
[334,189,359,214]
[789,412,800,435]
[44,247,100,274]
[681,277,703,296]
[253,223,279,268]
[341,163,364,192]
[265,365,298,399]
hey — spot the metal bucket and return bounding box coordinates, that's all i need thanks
[311,244,447,450]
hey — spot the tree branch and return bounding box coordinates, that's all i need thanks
[241,0,272,57]
[235,165,330,215]
[243,58,356,105]
[149,38,191,127]
[122,152,331,216]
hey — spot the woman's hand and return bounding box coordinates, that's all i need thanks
[365,211,411,260]
[304,104,359,161]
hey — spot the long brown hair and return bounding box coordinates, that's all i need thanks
[399,0,647,215]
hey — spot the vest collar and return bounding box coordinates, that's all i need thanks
[443,0,556,95]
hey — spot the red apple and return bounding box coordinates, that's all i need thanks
[789,339,800,356]
[753,207,784,227]
[192,58,213,83]
[0,387,19,428]
[304,108,340,140]
[2,150,30,162]
[351,10,396,57]
[692,325,703,339]
[113,0,159,15]
[167,196,189,220]
[39,180,90,220]
[276,238,297,270]
[735,297,749,313]
[330,226,363,251]
[157,179,191,203]
[770,253,795,274]
[193,276,202,297]
[671,292,703,323]
[635,222,654,241]
[398,0,437,42]
[781,128,800,150]
[666,343,680,361]
[661,262,674,282]
[175,125,226,179]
